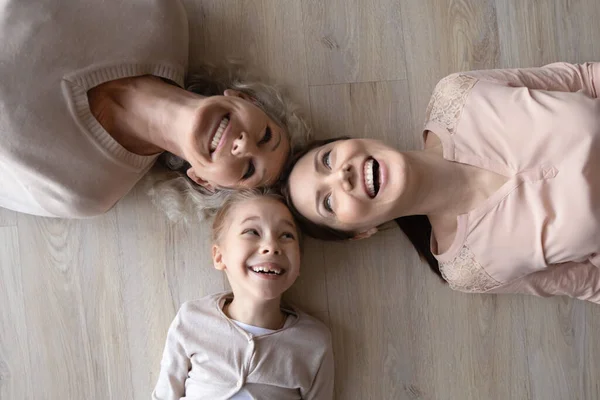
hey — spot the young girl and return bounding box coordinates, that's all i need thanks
[152,189,334,400]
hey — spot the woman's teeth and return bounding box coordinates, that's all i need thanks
[364,158,380,198]
[250,265,283,275]
[210,116,230,152]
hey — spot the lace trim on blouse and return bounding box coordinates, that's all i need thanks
[439,245,501,292]
[425,74,478,134]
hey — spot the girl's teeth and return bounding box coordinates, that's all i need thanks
[210,117,229,152]
[364,159,375,197]
[251,266,282,275]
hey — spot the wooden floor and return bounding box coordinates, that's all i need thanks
[2,1,600,399]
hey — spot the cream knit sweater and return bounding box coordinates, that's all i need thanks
[0,0,188,217]
[152,293,334,400]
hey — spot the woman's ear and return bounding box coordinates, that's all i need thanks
[186,167,214,192]
[212,244,226,271]
[349,227,378,241]
[224,89,259,105]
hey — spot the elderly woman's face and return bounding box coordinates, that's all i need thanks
[184,90,290,190]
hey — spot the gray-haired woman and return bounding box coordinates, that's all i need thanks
[0,0,307,219]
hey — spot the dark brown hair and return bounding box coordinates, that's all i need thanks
[279,138,443,279]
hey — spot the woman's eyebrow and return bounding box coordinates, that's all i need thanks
[313,148,326,218]
[315,189,325,218]
[270,129,282,152]
[313,148,320,174]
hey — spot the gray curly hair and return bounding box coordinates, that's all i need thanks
[145,60,311,223]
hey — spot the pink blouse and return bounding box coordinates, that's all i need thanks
[425,62,600,304]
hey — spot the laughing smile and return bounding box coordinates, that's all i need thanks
[248,262,285,276]
[363,157,381,198]
[209,115,230,155]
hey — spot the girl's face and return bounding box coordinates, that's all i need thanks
[213,197,301,301]
[184,90,290,191]
[288,139,407,234]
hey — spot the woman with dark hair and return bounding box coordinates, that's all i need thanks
[0,0,308,219]
[283,62,600,304]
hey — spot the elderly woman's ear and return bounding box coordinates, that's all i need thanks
[186,168,215,192]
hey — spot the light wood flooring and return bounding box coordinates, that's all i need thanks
[1,1,600,399]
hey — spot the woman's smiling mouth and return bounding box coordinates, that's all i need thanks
[209,115,230,156]
[363,157,381,198]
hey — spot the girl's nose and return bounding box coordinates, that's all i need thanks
[260,240,281,255]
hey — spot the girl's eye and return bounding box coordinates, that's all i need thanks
[322,150,332,169]
[242,229,259,236]
[281,232,296,240]
[242,161,255,180]
[323,194,333,213]
[259,127,272,145]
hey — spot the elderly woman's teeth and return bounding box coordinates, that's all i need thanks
[250,265,283,275]
[364,158,376,197]
[210,117,230,152]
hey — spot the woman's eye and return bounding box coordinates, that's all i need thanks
[259,127,272,145]
[242,229,259,236]
[242,161,255,180]
[281,232,296,240]
[323,193,333,213]
[322,150,332,169]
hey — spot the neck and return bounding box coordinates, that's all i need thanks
[88,75,202,156]
[225,293,286,330]
[392,150,470,219]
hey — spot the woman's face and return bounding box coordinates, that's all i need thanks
[288,139,407,234]
[184,90,290,190]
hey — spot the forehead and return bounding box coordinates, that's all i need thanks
[262,129,291,185]
[288,147,322,223]
[229,197,295,227]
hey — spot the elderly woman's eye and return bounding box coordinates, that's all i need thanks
[324,193,333,213]
[322,150,332,169]
[242,160,255,180]
[259,127,272,145]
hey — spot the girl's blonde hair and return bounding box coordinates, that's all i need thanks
[211,188,296,244]
[146,60,311,223]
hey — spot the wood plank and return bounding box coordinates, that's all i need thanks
[0,227,33,399]
[184,0,310,111]
[16,215,97,399]
[302,0,407,85]
[0,208,17,226]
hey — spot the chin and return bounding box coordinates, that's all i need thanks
[251,288,285,302]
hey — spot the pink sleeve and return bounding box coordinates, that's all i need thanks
[485,261,600,304]
[462,62,600,97]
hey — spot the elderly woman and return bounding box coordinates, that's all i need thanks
[283,62,600,304]
[0,0,306,218]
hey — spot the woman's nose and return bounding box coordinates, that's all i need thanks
[336,164,353,192]
[232,132,252,156]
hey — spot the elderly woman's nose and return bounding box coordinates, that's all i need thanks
[232,132,249,156]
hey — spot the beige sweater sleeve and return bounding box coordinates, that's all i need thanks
[463,62,600,97]
[152,312,190,400]
[485,261,600,304]
[303,335,335,400]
